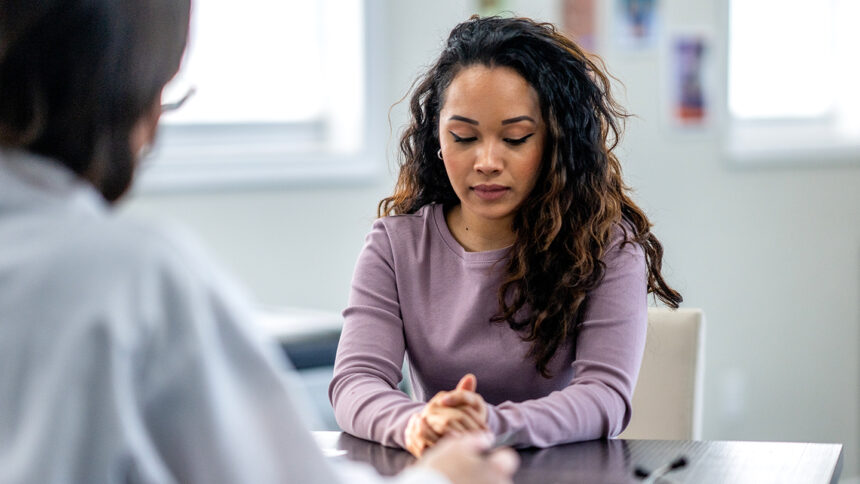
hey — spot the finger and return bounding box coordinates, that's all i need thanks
[427,390,452,408]
[443,406,487,431]
[439,408,483,432]
[425,417,446,435]
[441,389,483,409]
[426,406,483,433]
[457,405,488,429]
[457,415,483,432]
[405,413,421,451]
[406,414,434,457]
[450,402,486,424]
[426,415,463,435]
[407,439,425,457]
[455,373,477,392]
[420,415,442,442]
[426,413,461,435]
[445,419,469,434]
[487,448,520,476]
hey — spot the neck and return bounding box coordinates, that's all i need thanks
[445,204,516,252]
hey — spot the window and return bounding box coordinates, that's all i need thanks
[726,0,860,163]
[138,0,382,190]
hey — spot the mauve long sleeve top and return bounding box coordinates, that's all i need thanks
[329,203,647,449]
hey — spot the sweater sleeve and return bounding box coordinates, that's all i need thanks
[329,219,424,448]
[484,234,648,448]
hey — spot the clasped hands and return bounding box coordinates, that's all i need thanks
[405,373,490,457]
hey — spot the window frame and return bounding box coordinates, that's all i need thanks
[135,0,387,192]
[723,0,860,166]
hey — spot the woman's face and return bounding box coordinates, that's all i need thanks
[438,65,545,226]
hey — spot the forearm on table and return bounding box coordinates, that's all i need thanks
[485,378,631,448]
[330,372,424,448]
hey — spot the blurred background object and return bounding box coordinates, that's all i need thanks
[125,1,860,481]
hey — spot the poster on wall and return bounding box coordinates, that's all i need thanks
[667,32,712,128]
[563,0,598,52]
[613,0,660,49]
[476,0,512,17]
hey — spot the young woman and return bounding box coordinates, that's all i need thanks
[0,2,516,483]
[329,16,682,456]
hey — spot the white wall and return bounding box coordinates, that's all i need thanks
[125,0,860,478]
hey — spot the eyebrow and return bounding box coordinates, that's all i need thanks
[449,115,479,125]
[501,115,536,125]
[448,115,536,125]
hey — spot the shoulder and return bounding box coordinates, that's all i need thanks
[93,216,262,351]
[355,204,448,274]
[602,220,646,269]
[368,203,440,247]
[76,216,218,281]
[374,203,437,233]
[67,215,246,317]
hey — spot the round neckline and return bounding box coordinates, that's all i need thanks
[431,203,511,263]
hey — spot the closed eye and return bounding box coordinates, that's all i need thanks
[504,133,535,146]
[450,131,477,143]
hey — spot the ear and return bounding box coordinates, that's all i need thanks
[130,95,163,158]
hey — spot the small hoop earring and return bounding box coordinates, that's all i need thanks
[437,148,443,160]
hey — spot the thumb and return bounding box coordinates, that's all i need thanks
[455,373,477,392]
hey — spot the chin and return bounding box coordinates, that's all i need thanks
[469,204,517,221]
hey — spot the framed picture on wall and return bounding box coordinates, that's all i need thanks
[666,31,713,129]
[563,0,599,53]
[613,0,660,49]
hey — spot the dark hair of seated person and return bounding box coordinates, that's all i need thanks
[0,0,190,202]
[380,16,683,377]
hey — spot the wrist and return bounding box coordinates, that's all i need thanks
[485,404,501,434]
[405,411,420,442]
[404,411,426,456]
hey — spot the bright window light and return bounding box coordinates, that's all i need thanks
[141,0,372,190]
[726,0,860,163]
[833,0,860,134]
[728,0,835,120]
[163,1,326,124]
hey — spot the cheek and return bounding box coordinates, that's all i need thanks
[519,149,544,188]
[442,156,469,185]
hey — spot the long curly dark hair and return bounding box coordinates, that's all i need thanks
[379,16,682,377]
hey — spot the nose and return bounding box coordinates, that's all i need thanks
[474,142,503,176]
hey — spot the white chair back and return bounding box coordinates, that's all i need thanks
[618,307,705,440]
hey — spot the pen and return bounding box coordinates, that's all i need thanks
[634,455,688,483]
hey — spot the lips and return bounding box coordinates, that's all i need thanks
[471,184,509,201]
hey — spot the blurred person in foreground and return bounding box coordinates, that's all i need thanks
[0,1,517,483]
